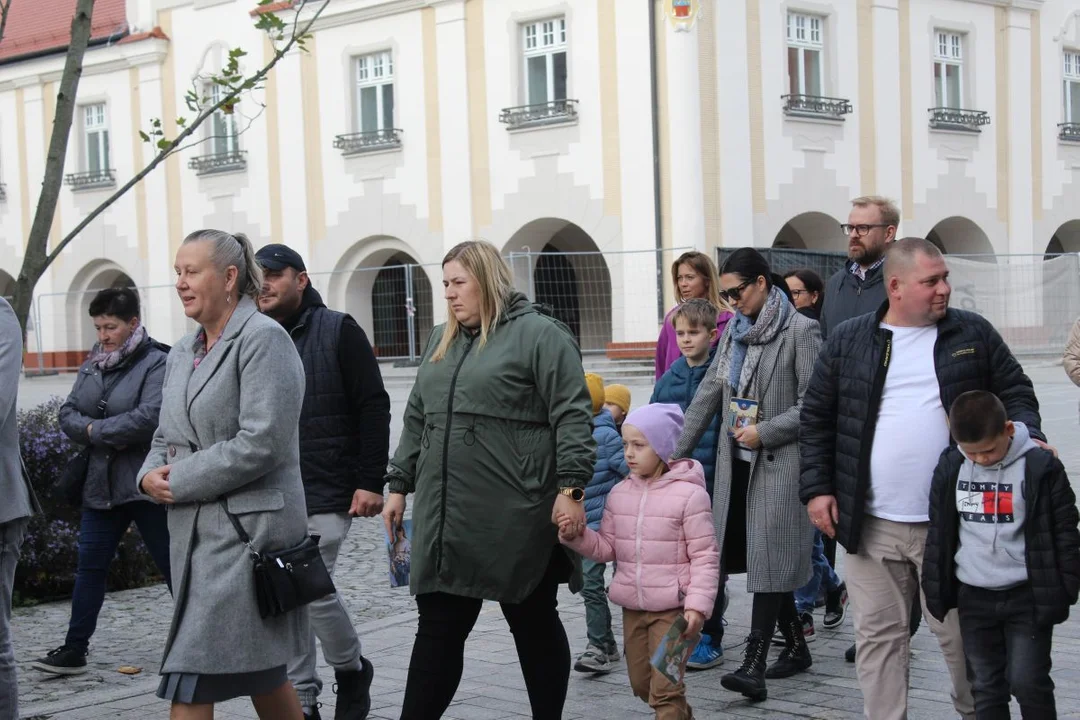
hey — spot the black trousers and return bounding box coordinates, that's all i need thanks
[399,548,571,720]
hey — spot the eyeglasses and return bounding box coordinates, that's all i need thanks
[719,280,753,303]
[840,223,890,237]
[789,289,808,297]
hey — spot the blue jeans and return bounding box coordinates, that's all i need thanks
[65,502,172,652]
[794,530,841,615]
[958,583,1056,719]
[580,558,616,652]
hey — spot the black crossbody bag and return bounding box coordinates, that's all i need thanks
[220,500,336,618]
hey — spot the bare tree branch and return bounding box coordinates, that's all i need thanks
[42,0,327,267]
[0,0,14,47]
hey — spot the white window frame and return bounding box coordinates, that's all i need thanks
[81,103,110,174]
[786,11,824,97]
[521,16,568,105]
[205,82,239,156]
[353,50,395,134]
[1064,50,1080,123]
[933,31,965,109]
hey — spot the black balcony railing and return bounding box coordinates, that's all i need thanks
[65,169,116,190]
[188,149,247,175]
[781,94,853,120]
[499,99,578,130]
[333,129,403,155]
[928,107,990,133]
[1059,123,1080,142]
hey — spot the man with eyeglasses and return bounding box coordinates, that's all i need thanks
[820,196,898,340]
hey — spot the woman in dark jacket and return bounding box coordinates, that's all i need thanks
[382,240,595,720]
[32,288,171,675]
[783,268,824,321]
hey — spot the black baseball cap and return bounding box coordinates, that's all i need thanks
[255,244,307,272]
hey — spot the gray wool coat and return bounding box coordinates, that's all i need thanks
[137,297,309,675]
[674,310,821,594]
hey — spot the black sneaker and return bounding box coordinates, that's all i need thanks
[31,645,88,675]
[823,582,849,629]
[303,706,322,720]
[845,642,856,663]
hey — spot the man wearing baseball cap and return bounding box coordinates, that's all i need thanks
[255,243,390,720]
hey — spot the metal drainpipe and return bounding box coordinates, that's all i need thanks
[648,0,665,323]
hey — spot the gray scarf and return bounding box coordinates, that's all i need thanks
[714,286,793,395]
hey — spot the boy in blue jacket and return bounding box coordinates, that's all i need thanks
[575,373,630,674]
[651,298,727,669]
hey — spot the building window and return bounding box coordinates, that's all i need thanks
[1064,51,1080,124]
[82,103,110,173]
[522,17,567,106]
[933,31,964,109]
[206,82,239,156]
[786,12,823,97]
[354,50,394,133]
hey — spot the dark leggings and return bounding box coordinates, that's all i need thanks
[399,549,570,720]
[751,591,799,639]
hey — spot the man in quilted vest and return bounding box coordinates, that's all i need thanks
[257,244,391,720]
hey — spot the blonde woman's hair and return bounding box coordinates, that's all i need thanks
[183,229,263,303]
[431,240,515,362]
[671,251,729,312]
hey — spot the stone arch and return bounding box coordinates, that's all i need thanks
[772,212,847,252]
[504,218,612,352]
[327,236,434,359]
[66,260,136,351]
[0,270,14,299]
[1046,220,1080,255]
[926,216,995,257]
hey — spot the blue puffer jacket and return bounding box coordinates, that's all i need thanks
[651,348,720,497]
[585,409,629,528]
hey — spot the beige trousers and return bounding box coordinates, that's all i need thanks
[623,608,694,720]
[846,514,975,720]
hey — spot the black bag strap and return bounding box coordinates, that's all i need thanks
[218,499,261,561]
[94,372,122,419]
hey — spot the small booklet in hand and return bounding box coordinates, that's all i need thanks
[728,397,760,450]
[649,615,700,685]
[385,519,413,588]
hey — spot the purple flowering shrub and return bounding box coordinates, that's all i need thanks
[15,398,162,603]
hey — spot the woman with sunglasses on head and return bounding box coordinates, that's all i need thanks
[672,248,821,702]
[655,252,734,379]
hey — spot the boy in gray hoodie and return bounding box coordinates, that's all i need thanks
[923,391,1080,719]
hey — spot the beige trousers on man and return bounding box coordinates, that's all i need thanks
[845,514,975,720]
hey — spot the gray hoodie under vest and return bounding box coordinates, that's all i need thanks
[954,421,1039,590]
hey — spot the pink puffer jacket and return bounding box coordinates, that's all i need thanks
[563,459,720,616]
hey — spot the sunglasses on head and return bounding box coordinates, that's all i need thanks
[719,279,754,303]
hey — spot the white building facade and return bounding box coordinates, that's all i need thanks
[0,0,1077,366]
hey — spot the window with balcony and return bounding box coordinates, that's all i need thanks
[335,50,401,155]
[189,82,246,175]
[1061,50,1080,141]
[929,31,988,132]
[66,103,115,190]
[501,17,576,130]
[783,12,849,120]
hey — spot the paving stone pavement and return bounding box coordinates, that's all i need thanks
[11,363,1080,718]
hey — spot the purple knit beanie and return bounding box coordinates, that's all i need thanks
[623,404,684,463]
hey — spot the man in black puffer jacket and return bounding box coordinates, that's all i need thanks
[799,238,1045,720]
[257,244,391,720]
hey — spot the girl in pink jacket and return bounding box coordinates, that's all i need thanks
[559,403,719,720]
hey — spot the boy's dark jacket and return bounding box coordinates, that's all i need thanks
[923,445,1080,628]
[650,346,720,495]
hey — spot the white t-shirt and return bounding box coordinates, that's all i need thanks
[866,323,951,523]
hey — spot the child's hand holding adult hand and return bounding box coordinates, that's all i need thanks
[556,514,578,542]
[683,610,705,639]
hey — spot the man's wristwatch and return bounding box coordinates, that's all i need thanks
[558,487,585,503]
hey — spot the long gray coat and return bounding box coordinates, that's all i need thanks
[674,310,821,593]
[0,298,39,526]
[137,297,308,675]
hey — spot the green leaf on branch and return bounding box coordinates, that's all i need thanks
[138,131,150,143]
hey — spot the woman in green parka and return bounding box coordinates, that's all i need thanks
[382,240,595,720]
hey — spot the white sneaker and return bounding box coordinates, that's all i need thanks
[573,643,620,674]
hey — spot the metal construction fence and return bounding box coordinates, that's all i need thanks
[21,247,1080,374]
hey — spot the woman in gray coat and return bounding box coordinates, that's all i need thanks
[673,248,820,702]
[32,287,171,676]
[138,230,308,719]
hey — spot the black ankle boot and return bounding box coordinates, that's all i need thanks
[765,616,813,679]
[720,630,769,701]
[333,657,374,720]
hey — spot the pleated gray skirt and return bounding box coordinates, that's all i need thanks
[156,665,287,704]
